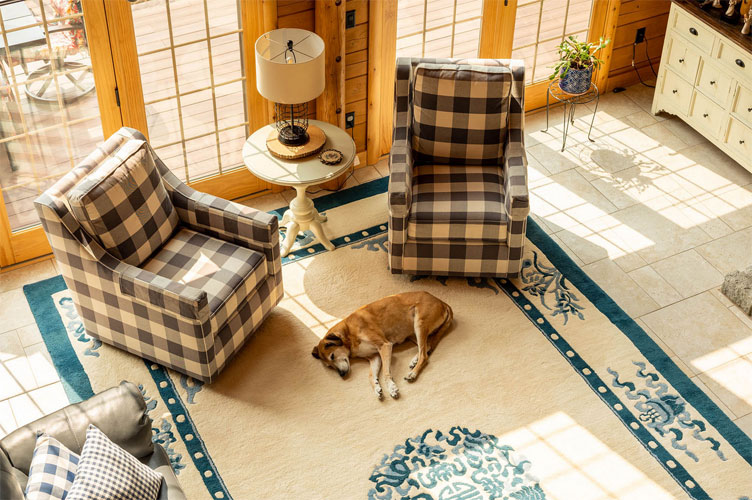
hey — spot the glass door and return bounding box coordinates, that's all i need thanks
[121,0,266,200]
[0,0,112,266]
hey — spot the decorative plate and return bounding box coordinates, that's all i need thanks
[319,148,343,165]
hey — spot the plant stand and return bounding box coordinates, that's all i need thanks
[542,79,599,152]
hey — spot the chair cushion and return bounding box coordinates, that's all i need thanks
[408,164,507,242]
[411,62,512,166]
[24,434,79,500]
[66,425,161,500]
[140,228,267,331]
[66,139,178,266]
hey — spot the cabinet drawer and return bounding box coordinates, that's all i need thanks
[689,91,725,137]
[733,85,752,128]
[666,35,701,82]
[726,117,752,158]
[672,6,715,53]
[696,59,734,106]
[717,41,751,81]
[659,68,694,115]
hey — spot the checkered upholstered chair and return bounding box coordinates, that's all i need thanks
[388,58,530,277]
[35,127,283,382]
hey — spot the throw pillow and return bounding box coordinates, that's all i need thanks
[66,138,178,266]
[411,62,512,165]
[66,424,162,500]
[25,433,79,500]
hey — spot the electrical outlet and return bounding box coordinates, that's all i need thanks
[345,112,355,129]
[635,27,646,44]
[346,10,356,29]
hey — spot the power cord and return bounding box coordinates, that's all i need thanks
[632,37,658,88]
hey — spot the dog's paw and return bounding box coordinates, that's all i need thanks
[409,355,418,370]
[375,385,384,400]
[404,372,417,383]
[387,380,399,399]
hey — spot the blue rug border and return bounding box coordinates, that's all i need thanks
[525,217,752,467]
[22,275,94,404]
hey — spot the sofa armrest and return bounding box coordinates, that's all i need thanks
[0,382,154,475]
[117,263,209,323]
[503,130,530,221]
[388,137,414,219]
[0,449,24,500]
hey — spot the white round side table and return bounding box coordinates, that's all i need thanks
[242,120,356,257]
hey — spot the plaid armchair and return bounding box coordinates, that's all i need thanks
[35,128,283,382]
[388,58,529,277]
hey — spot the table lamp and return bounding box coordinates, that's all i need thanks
[255,28,326,157]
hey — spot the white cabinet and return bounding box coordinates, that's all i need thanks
[652,1,752,173]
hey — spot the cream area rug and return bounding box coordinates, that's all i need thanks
[23,178,752,499]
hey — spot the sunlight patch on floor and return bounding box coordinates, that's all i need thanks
[500,411,674,500]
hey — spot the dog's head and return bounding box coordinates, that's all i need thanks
[311,326,351,377]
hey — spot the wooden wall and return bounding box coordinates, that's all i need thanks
[607,0,671,91]
[276,0,368,165]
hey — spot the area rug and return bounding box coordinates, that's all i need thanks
[23,178,752,500]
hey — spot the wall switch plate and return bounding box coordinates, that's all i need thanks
[345,112,355,129]
[635,27,646,44]
[346,10,356,29]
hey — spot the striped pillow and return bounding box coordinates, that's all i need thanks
[66,425,162,500]
[25,433,80,500]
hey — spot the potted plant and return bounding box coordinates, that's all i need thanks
[549,36,610,95]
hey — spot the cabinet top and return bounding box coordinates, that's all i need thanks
[672,0,752,54]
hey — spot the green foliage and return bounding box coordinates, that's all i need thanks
[549,36,610,80]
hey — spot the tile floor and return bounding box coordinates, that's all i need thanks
[0,83,751,442]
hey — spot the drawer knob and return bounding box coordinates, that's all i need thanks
[736,59,746,68]
[747,107,752,112]
[703,113,709,118]
[689,27,698,36]
[679,58,685,63]
[672,89,678,94]
[710,80,716,85]
[741,140,746,145]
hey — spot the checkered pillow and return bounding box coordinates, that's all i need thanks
[25,433,80,500]
[66,138,178,266]
[411,63,512,165]
[66,425,162,500]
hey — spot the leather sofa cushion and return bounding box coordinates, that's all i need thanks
[66,139,178,266]
[0,382,153,476]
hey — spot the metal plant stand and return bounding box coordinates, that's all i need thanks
[543,79,599,152]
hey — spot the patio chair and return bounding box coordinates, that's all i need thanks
[387,58,530,277]
[34,127,284,382]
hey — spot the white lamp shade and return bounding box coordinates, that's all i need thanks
[255,28,325,104]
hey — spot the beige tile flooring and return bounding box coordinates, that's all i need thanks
[1,83,751,445]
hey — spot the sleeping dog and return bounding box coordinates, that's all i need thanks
[311,291,453,400]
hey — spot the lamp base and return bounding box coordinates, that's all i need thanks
[277,124,309,146]
[266,124,327,160]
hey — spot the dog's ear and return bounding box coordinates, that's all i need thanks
[311,345,320,359]
[323,332,343,348]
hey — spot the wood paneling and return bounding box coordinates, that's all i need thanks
[367,0,397,165]
[607,0,671,90]
[316,0,346,128]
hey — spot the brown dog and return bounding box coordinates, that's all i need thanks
[311,291,453,399]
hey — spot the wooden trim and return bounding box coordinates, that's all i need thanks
[81,0,122,136]
[0,191,13,267]
[0,254,53,274]
[188,167,270,201]
[366,0,397,165]
[243,0,276,132]
[102,1,148,136]
[316,0,346,128]
[593,0,622,91]
[479,0,517,58]
[9,227,51,265]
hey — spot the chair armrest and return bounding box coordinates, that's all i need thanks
[117,263,209,323]
[503,131,530,220]
[388,137,414,218]
[167,180,280,272]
